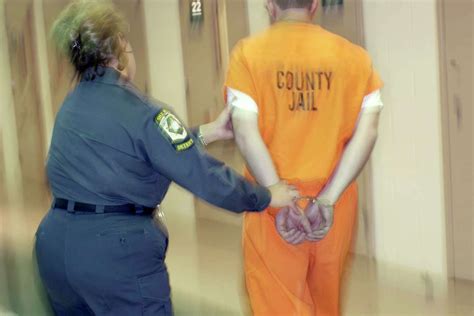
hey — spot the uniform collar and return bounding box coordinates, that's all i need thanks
[81,66,125,85]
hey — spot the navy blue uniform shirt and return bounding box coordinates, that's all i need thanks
[46,67,271,212]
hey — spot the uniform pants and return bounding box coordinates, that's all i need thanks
[35,208,172,316]
[243,183,358,316]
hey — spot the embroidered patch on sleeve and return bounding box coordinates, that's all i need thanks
[155,109,194,152]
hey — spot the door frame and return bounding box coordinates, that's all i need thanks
[352,0,378,259]
[436,0,457,279]
[343,0,375,258]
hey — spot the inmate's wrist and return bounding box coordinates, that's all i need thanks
[316,197,335,208]
[317,191,338,207]
[263,178,280,188]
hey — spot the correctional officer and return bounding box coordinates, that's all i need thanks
[225,0,383,315]
[34,1,298,315]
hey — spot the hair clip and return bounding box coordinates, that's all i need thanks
[72,40,81,50]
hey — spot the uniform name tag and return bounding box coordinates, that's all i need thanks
[155,109,194,152]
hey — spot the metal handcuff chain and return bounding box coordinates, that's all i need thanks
[296,196,335,210]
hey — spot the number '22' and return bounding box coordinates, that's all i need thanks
[192,1,202,14]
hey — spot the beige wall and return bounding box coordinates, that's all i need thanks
[0,0,23,206]
[0,1,54,313]
[33,0,54,155]
[363,0,447,276]
[247,0,270,34]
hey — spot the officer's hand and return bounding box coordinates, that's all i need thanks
[213,106,234,141]
[199,107,234,145]
[275,204,311,245]
[306,202,334,241]
[268,181,300,208]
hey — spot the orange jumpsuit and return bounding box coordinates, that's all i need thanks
[224,22,383,316]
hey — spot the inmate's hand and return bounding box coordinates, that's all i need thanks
[268,181,300,208]
[304,201,323,241]
[275,204,311,245]
[306,201,334,241]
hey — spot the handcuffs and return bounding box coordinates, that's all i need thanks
[296,196,335,208]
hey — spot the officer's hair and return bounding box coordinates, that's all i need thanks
[51,0,129,81]
[274,0,314,9]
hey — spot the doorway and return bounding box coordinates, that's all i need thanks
[179,0,250,224]
[439,0,473,281]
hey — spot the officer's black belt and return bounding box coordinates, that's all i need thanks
[53,198,155,214]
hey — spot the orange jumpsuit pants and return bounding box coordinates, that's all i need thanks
[243,182,358,316]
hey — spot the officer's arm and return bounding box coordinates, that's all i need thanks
[318,111,380,204]
[189,106,234,145]
[137,110,271,212]
[231,108,280,187]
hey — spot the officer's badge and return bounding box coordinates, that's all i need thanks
[155,109,194,152]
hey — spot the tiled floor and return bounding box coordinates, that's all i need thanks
[0,197,473,315]
[166,207,474,316]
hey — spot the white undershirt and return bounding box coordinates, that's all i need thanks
[226,87,384,114]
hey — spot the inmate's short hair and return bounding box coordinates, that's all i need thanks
[274,0,313,9]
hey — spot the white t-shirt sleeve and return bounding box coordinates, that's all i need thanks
[361,89,383,113]
[227,87,259,113]
[354,89,384,128]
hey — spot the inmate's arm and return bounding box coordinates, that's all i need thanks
[319,111,380,204]
[231,108,280,187]
[305,110,380,240]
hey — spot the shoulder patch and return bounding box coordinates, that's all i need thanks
[155,109,194,152]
